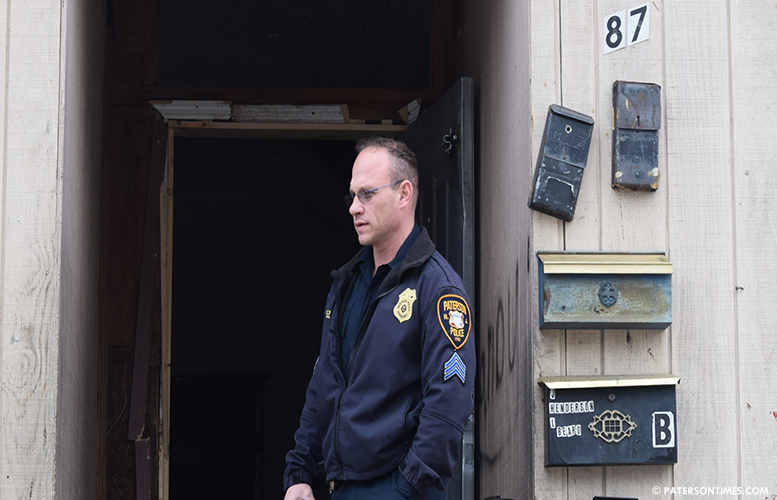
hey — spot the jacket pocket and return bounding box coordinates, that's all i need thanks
[392,469,419,499]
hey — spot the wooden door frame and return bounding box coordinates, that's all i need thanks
[157,120,407,500]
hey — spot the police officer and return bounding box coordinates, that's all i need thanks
[284,137,475,500]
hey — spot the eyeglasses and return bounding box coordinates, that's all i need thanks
[345,180,404,207]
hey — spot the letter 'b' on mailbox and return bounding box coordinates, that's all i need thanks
[529,105,595,222]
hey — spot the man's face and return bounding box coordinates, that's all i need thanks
[348,147,402,249]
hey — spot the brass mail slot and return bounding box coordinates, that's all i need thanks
[538,252,672,329]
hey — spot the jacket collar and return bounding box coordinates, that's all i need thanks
[332,226,436,292]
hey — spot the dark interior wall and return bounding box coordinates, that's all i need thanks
[158,0,431,89]
[57,0,105,496]
[170,138,360,499]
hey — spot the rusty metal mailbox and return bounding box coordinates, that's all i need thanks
[612,81,661,191]
[538,252,672,330]
[529,105,595,221]
[539,375,679,466]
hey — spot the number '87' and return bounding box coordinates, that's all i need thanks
[603,3,650,55]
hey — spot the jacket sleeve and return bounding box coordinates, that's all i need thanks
[400,286,476,493]
[283,356,324,490]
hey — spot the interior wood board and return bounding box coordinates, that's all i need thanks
[144,86,442,110]
[0,0,63,496]
[159,130,173,500]
[664,0,738,488]
[100,106,156,347]
[110,0,147,105]
[729,1,777,489]
[143,0,159,86]
[529,0,567,497]
[105,347,137,500]
[168,120,408,141]
[430,0,447,92]
[127,115,166,442]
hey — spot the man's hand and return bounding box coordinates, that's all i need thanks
[284,482,315,500]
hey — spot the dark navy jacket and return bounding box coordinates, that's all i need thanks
[284,228,476,493]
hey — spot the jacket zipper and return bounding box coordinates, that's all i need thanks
[335,277,403,477]
[345,280,401,381]
[329,293,347,479]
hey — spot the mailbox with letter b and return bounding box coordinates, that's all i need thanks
[539,375,680,466]
[538,252,672,330]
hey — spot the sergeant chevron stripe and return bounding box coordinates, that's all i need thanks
[444,352,466,384]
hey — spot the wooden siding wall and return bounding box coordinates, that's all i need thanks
[460,1,534,498]
[526,0,777,499]
[0,0,63,498]
[0,0,103,498]
[463,0,777,498]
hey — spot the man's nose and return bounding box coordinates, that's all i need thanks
[349,196,363,216]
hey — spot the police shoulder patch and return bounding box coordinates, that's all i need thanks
[436,294,471,349]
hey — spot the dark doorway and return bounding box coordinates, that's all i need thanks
[170,138,360,499]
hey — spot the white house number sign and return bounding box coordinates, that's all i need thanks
[603,3,650,55]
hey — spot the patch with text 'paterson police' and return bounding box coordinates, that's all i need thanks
[437,294,471,350]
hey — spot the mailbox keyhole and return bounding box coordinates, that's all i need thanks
[608,393,616,402]
[565,124,572,134]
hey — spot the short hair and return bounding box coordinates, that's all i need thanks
[355,136,419,207]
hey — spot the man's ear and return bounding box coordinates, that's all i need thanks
[398,180,413,208]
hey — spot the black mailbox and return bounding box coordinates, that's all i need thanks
[539,375,679,467]
[612,81,661,190]
[529,105,594,221]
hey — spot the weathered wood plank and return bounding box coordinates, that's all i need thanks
[596,1,672,496]
[560,2,602,495]
[460,1,534,497]
[558,0,605,495]
[530,0,567,497]
[465,2,535,498]
[664,0,739,488]
[0,0,63,498]
[56,0,105,496]
[730,0,777,491]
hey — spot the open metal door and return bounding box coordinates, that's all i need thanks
[399,77,475,500]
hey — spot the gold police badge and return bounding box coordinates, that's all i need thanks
[393,288,417,323]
